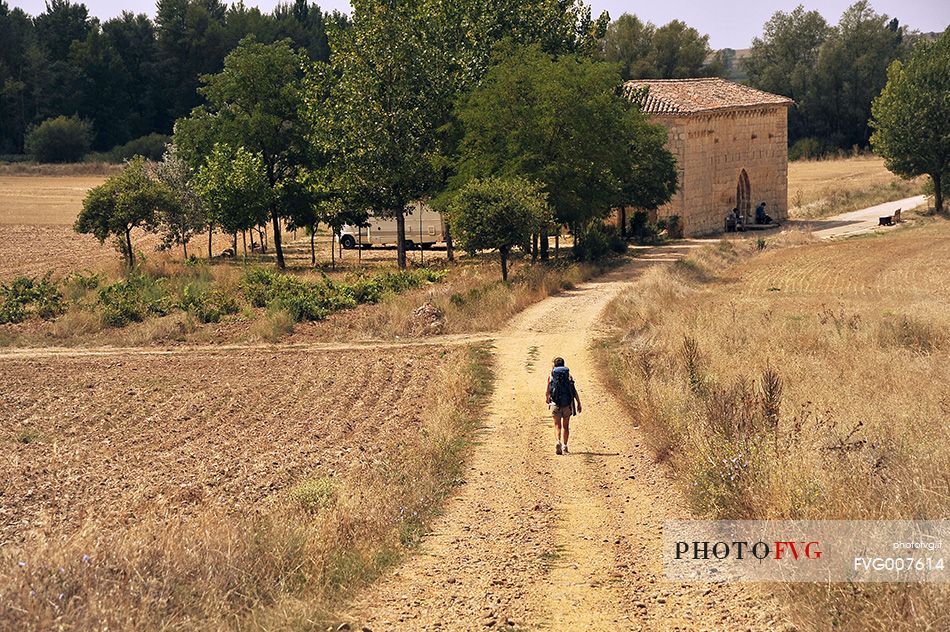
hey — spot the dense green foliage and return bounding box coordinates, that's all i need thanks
[1,266,444,328]
[743,1,912,152]
[104,133,171,162]
[191,143,272,252]
[454,45,676,235]
[0,274,66,323]
[24,115,93,162]
[572,221,627,261]
[74,157,178,267]
[0,0,340,155]
[96,273,174,325]
[448,177,552,280]
[175,37,314,268]
[598,14,726,80]
[871,30,950,213]
[241,267,445,321]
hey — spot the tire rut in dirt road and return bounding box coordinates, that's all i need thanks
[346,244,783,631]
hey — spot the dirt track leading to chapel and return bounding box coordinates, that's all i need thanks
[344,242,784,631]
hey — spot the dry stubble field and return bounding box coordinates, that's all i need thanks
[600,218,950,630]
[787,155,924,218]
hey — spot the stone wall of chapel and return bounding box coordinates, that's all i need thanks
[650,106,788,236]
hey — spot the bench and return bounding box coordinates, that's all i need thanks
[879,208,902,226]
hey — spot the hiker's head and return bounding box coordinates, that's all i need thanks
[553,357,565,367]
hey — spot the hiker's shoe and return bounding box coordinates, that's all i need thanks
[562,444,569,454]
[555,442,562,455]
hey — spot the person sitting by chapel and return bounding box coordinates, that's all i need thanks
[755,201,773,225]
[725,207,739,232]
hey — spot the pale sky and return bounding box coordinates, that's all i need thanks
[7,0,949,49]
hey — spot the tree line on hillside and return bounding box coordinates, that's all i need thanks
[75,0,679,280]
[0,0,343,156]
[0,0,937,164]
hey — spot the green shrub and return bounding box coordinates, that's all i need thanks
[25,115,93,163]
[179,283,239,324]
[0,274,66,323]
[573,221,626,261]
[242,268,445,322]
[629,210,666,244]
[97,274,172,326]
[107,133,170,162]
[270,293,329,322]
[350,277,385,304]
[62,270,102,291]
[0,298,26,324]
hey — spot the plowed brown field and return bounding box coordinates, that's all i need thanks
[1,346,444,548]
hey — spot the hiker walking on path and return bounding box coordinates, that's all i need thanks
[546,356,582,455]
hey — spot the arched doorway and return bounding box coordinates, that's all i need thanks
[736,170,751,223]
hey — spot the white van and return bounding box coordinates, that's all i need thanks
[339,202,446,249]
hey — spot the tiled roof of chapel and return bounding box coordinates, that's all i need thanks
[622,78,794,115]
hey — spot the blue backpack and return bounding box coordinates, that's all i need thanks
[549,366,574,407]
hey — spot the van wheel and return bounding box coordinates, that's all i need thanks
[405,240,416,250]
[340,235,356,249]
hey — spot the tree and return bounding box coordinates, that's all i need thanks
[453,45,674,256]
[871,30,950,214]
[316,0,441,270]
[600,13,655,80]
[150,143,206,258]
[69,24,134,150]
[25,115,92,162]
[192,143,272,257]
[0,1,36,153]
[174,37,311,268]
[648,20,718,78]
[743,5,830,144]
[449,177,552,281]
[75,157,176,268]
[154,0,229,129]
[809,1,907,149]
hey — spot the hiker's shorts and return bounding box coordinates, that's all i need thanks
[552,405,573,420]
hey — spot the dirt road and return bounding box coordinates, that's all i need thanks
[345,243,782,631]
[788,194,927,239]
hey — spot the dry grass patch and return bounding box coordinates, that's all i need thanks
[599,220,950,630]
[788,155,925,218]
[0,343,493,630]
